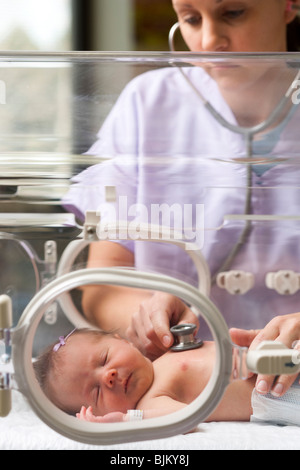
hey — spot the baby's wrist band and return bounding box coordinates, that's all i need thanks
[126,409,144,421]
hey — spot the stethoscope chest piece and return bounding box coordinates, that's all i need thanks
[170,323,203,351]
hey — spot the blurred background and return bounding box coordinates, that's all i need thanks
[0,0,183,341]
[0,0,179,52]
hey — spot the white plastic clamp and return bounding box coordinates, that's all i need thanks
[216,270,254,295]
[265,270,300,295]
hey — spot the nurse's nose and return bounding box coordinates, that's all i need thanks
[200,19,228,52]
[103,368,118,388]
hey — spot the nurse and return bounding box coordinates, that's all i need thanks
[64,0,300,398]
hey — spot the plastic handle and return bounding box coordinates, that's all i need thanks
[0,389,11,417]
[246,341,300,375]
[0,295,12,330]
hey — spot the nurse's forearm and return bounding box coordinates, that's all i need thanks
[81,284,152,335]
[80,240,152,335]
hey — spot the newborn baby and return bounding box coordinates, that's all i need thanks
[34,328,255,423]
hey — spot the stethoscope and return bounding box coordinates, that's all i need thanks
[168,22,300,159]
[170,323,203,351]
[168,22,300,280]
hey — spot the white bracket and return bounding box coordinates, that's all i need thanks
[265,270,300,295]
[44,240,57,266]
[83,211,101,241]
[105,185,117,202]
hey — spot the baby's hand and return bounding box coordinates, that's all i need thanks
[76,406,126,423]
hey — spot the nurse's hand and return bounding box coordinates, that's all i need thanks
[230,312,300,397]
[125,291,200,360]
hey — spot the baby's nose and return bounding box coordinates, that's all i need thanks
[104,369,117,388]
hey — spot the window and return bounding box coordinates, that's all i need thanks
[0,0,71,51]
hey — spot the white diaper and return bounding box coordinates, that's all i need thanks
[251,378,300,427]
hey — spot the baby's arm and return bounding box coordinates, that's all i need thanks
[76,397,187,423]
[206,377,256,422]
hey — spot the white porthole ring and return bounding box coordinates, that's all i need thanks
[12,268,232,446]
[56,222,211,327]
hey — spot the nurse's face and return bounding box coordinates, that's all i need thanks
[171,0,297,53]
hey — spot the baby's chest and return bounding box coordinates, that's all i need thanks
[151,356,198,404]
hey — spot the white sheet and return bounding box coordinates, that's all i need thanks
[1,391,300,450]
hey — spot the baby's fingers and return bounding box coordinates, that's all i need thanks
[76,405,88,420]
[76,405,99,422]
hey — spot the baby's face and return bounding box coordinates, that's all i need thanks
[48,333,154,416]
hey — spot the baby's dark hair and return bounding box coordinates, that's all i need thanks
[33,328,110,412]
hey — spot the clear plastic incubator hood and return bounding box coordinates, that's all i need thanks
[0,51,300,445]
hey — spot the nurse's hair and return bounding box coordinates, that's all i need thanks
[287,16,300,51]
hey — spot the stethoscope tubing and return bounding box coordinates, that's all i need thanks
[168,22,300,158]
[168,23,300,278]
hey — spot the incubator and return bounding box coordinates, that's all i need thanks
[0,51,300,445]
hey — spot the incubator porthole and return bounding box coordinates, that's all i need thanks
[12,268,232,445]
